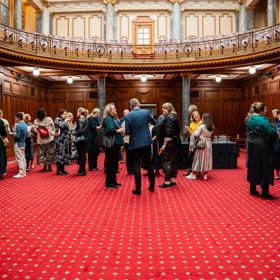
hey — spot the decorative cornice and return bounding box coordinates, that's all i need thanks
[102,0,117,4]
[169,0,184,3]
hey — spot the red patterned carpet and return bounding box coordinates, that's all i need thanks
[1,151,280,279]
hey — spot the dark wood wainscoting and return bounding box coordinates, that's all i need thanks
[0,67,47,156]
[108,79,243,139]
[3,69,280,158]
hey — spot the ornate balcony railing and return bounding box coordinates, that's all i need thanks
[1,22,280,71]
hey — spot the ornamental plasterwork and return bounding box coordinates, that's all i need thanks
[115,0,172,11]
[169,0,185,3]
[181,0,239,10]
[102,0,118,4]
[49,1,106,12]
[49,0,239,12]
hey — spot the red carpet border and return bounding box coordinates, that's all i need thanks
[1,151,280,279]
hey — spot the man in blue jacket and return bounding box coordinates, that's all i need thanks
[125,98,156,195]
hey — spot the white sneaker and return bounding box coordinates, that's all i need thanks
[203,174,208,180]
[13,174,26,179]
[186,173,196,180]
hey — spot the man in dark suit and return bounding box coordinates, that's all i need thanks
[125,98,156,195]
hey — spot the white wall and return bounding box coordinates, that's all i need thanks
[53,13,104,40]
[183,11,236,38]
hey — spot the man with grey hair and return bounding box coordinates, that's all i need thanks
[125,98,156,195]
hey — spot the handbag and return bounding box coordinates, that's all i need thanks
[196,138,206,149]
[96,128,115,149]
[73,135,86,143]
[0,135,9,146]
[38,127,49,138]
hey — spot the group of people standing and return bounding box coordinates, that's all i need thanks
[1,98,217,197]
[0,107,102,179]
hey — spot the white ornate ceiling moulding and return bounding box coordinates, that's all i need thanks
[169,0,185,3]
[115,0,171,12]
[49,1,106,13]
[102,0,118,4]
[181,0,239,10]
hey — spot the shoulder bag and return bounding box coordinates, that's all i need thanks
[196,138,206,149]
[96,128,115,149]
[38,126,49,139]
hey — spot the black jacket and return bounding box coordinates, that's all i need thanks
[163,113,180,139]
[75,117,89,141]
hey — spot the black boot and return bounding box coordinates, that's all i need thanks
[261,184,277,199]
[105,173,117,188]
[250,184,259,196]
[77,164,86,176]
[56,163,65,175]
[47,164,53,172]
[61,164,69,175]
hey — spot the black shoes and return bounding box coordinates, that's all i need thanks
[106,184,118,189]
[261,194,277,200]
[132,189,141,195]
[114,182,122,186]
[148,186,155,192]
[159,183,172,188]
[77,171,86,176]
[170,182,176,186]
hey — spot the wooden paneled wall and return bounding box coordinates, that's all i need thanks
[47,81,98,118]
[0,67,47,156]
[3,67,280,158]
[107,79,242,138]
[240,70,280,127]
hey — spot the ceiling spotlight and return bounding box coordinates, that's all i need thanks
[67,76,73,84]
[33,67,40,76]
[215,75,222,83]
[249,66,256,75]
[140,75,147,82]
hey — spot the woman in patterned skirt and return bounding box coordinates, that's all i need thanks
[54,109,71,175]
[33,108,56,172]
[186,113,214,180]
